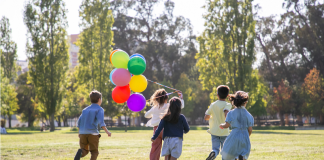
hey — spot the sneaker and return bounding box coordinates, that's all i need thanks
[74,149,82,160]
[206,151,216,160]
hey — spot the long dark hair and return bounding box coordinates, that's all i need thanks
[150,89,169,108]
[228,91,249,107]
[162,97,182,123]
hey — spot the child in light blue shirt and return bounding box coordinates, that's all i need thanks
[220,91,254,160]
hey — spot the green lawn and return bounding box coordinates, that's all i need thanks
[1,128,324,160]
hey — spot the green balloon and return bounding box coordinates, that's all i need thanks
[128,57,146,75]
[112,51,130,69]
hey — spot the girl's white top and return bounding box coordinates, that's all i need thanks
[144,99,184,127]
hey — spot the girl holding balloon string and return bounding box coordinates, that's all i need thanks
[145,89,184,160]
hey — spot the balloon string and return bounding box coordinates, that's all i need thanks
[147,79,180,91]
[146,91,180,102]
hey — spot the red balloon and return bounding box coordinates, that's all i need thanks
[112,85,131,103]
[112,68,131,86]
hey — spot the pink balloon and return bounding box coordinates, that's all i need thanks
[112,68,131,86]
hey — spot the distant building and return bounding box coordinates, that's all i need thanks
[16,60,28,76]
[69,34,79,69]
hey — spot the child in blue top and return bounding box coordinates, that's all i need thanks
[74,90,112,160]
[151,97,190,160]
[220,91,254,160]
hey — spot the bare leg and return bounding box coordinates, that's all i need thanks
[170,156,177,160]
[164,155,171,160]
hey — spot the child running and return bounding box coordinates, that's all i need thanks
[74,90,112,160]
[220,91,254,160]
[145,89,184,160]
[151,97,190,160]
[204,85,232,160]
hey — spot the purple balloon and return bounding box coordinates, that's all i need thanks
[127,93,146,112]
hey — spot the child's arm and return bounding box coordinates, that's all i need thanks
[182,115,190,134]
[101,126,112,137]
[248,127,252,136]
[144,107,154,118]
[219,122,230,129]
[224,110,229,118]
[151,120,165,142]
[96,109,111,137]
[204,114,211,121]
[178,92,185,109]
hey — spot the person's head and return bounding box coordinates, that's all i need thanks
[228,91,249,108]
[90,90,102,105]
[162,97,182,123]
[150,89,169,108]
[217,85,230,100]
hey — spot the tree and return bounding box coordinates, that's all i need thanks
[303,68,324,124]
[76,0,117,117]
[110,0,196,97]
[0,16,18,82]
[0,67,19,128]
[283,0,324,77]
[272,80,293,126]
[16,72,39,127]
[196,0,259,103]
[24,0,69,131]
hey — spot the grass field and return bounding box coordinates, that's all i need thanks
[1,128,324,160]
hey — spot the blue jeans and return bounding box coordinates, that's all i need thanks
[211,135,227,157]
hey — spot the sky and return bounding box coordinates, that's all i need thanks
[0,0,286,60]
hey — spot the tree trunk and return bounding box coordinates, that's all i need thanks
[63,117,68,127]
[257,115,261,127]
[296,115,303,126]
[50,113,55,132]
[118,117,122,126]
[320,113,324,125]
[124,113,127,132]
[8,114,12,128]
[57,116,61,127]
[285,114,290,126]
[279,112,285,126]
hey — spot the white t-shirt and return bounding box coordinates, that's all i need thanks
[145,99,184,127]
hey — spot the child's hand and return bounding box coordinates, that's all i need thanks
[219,124,224,129]
[177,92,183,99]
[151,139,155,142]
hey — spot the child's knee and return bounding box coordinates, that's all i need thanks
[81,149,89,157]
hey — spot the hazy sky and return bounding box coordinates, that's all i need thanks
[0,0,285,60]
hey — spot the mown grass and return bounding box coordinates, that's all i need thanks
[1,128,324,160]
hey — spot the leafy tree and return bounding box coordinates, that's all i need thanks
[16,72,39,127]
[24,0,69,131]
[0,16,18,82]
[196,0,260,106]
[283,0,324,76]
[272,80,293,126]
[303,68,324,124]
[110,0,196,96]
[0,67,19,128]
[76,0,116,117]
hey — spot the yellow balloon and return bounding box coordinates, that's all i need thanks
[129,75,148,92]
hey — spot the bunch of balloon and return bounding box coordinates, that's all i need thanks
[127,54,147,112]
[109,50,147,112]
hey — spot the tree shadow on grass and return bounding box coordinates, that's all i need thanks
[254,131,321,135]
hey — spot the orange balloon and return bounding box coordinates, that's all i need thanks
[110,49,120,64]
